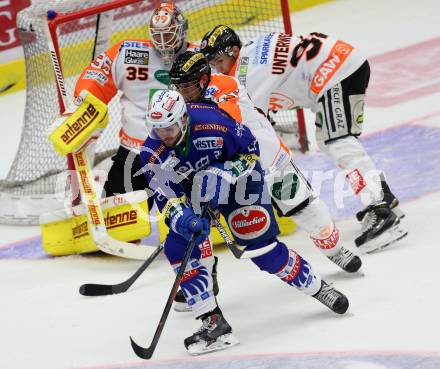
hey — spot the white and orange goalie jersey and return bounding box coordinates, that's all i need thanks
[203,73,291,173]
[228,32,366,113]
[75,40,197,153]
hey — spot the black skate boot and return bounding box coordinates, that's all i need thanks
[355,202,408,253]
[174,256,219,312]
[328,247,362,273]
[312,280,349,314]
[356,178,404,221]
[184,307,239,355]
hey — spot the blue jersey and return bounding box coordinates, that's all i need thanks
[139,101,260,213]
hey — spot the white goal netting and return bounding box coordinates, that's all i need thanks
[1,0,301,224]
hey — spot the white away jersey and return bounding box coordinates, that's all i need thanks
[230,32,366,112]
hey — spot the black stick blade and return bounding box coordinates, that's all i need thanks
[79,283,114,296]
[130,336,154,359]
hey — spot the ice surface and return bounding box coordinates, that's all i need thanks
[1,0,440,368]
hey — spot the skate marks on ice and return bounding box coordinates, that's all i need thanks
[72,352,440,369]
[294,118,440,221]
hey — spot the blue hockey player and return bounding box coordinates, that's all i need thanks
[140,89,349,355]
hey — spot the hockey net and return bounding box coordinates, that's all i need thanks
[1,0,307,225]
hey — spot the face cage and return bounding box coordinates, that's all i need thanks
[205,46,234,62]
[150,24,185,53]
[169,77,205,102]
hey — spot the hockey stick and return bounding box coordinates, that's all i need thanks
[130,202,209,360]
[79,242,164,296]
[207,209,243,258]
[73,148,158,260]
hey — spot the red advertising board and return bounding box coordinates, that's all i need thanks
[0,0,31,52]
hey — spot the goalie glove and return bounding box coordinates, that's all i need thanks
[48,90,109,156]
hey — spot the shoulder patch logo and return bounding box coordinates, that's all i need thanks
[154,70,170,85]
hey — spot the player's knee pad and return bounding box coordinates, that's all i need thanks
[266,159,314,217]
[293,198,341,257]
[163,230,201,264]
[198,236,215,271]
[250,238,288,273]
[171,258,217,318]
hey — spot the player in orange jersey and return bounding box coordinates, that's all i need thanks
[200,25,407,253]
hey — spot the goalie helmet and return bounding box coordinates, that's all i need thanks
[169,51,211,101]
[200,25,242,61]
[149,3,188,65]
[146,90,188,146]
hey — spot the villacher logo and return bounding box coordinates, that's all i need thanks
[228,206,270,240]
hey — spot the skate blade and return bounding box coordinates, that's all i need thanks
[187,333,240,355]
[173,301,192,312]
[359,224,408,254]
[392,207,405,220]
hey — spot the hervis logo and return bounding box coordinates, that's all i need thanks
[228,206,270,240]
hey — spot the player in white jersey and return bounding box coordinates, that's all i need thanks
[200,25,408,253]
[169,51,362,278]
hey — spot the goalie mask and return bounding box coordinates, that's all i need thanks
[149,3,188,65]
[146,90,188,147]
[200,25,242,62]
[169,51,211,102]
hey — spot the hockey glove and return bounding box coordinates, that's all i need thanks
[48,90,109,156]
[170,205,210,245]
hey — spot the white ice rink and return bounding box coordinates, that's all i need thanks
[1,0,440,368]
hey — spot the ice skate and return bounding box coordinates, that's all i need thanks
[184,310,239,355]
[174,256,219,312]
[328,247,362,273]
[355,202,408,253]
[312,280,349,314]
[356,180,404,221]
